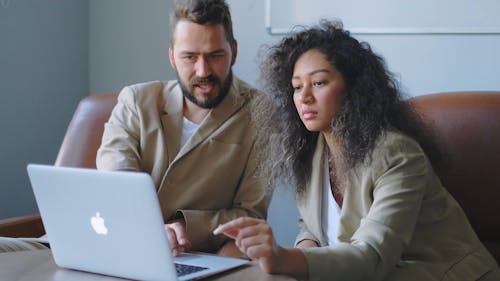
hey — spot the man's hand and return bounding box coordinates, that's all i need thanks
[164,219,191,256]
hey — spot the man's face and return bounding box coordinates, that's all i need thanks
[169,20,237,109]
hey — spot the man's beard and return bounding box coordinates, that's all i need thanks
[177,70,233,109]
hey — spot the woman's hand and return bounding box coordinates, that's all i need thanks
[213,217,284,273]
[214,217,309,279]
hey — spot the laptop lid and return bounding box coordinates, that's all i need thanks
[27,164,248,281]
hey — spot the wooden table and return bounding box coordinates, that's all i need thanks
[0,249,295,281]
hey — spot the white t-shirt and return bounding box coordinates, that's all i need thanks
[321,147,341,246]
[181,117,200,147]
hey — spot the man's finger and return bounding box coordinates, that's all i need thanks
[165,225,183,256]
[165,226,178,247]
[171,223,190,247]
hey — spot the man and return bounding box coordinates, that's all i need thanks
[96,0,269,256]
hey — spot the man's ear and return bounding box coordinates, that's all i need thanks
[230,40,238,66]
[169,47,176,70]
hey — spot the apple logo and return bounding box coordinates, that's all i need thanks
[90,212,109,235]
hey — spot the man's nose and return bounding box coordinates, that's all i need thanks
[195,57,212,78]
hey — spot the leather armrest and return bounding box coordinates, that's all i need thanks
[0,214,45,238]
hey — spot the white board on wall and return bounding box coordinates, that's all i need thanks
[266,0,500,34]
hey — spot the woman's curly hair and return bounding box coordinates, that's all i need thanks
[253,20,443,194]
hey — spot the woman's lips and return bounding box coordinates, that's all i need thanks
[302,109,317,120]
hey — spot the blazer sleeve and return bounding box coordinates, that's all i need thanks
[295,218,321,246]
[96,86,142,171]
[302,134,431,281]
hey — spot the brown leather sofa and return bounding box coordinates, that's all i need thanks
[54,93,117,168]
[0,91,499,263]
[409,91,500,262]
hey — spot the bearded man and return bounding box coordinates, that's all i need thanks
[96,0,269,257]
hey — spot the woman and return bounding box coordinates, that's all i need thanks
[213,20,499,280]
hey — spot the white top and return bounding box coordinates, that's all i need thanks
[181,117,200,147]
[321,147,341,245]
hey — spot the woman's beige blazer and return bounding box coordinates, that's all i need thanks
[296,132,498,281]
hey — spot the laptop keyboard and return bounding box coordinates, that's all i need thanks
[175,263,209,276]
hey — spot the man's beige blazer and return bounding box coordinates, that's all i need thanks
[295,132,498,281]
[97,77,270,252]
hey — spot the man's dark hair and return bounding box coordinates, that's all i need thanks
[170,0,235,48]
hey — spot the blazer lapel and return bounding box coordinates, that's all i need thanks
[160,83,184,165]
[305,136,328,246]
[175,78,247,160]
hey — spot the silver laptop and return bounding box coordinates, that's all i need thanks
[27,164,248,281]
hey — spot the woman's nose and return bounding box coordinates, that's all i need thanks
[299,86,313,104]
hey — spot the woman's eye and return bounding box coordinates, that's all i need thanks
[292,85,302,92]
[313,81,325,87]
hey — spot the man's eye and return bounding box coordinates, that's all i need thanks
[210,53,225,59]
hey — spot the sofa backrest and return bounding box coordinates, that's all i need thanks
[410,91,500,262]
[55,93,118,168]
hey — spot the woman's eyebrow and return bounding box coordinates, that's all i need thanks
[292,68,330,80]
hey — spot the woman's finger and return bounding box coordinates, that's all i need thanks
[213,217,263,235]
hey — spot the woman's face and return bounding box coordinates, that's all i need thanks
[292,49,346,133]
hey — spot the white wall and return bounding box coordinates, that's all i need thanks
[230,0,500,96]
[0,0,88,219]
[89,0,174,94]
[268,0,500,33]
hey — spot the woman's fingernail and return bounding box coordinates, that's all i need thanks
[213,224,224,235]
